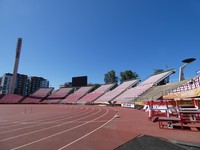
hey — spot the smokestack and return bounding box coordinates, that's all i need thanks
[9,38,22,94]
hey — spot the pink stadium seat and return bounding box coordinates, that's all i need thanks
[113,70,175,104]
[41,88,73,104]
[22,88,53,104]
[61,86,93,104]
[77,83,115,104]
[0,94,23,104]
[95,79,140,103]
[47,88,73,99]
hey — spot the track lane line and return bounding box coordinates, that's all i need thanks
[0,106,91,135]
[0,107,96,141]
[58,109,116,150]
[0,106,85,129]
[10,107,106,150]
[0,105,77,125]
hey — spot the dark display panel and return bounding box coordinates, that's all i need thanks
[72,76,87,87]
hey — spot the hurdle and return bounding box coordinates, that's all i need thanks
[24,106,33,114]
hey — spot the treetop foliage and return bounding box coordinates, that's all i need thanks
[104,70,139,84]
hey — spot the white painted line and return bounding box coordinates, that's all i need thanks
[0,105,76,124]
[58,110,116,150]
[0,106,86,130]
[10,108,107,150]
[0,107,95,141]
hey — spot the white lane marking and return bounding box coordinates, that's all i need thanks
[0,107,95,141]
[0,107,90,134]
[0,105,77,124]
[0,106,77,124]
[58,110,116,150]
[10,108,106,150]
[0,106,85,130]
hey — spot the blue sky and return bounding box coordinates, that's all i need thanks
[0,0,200,89]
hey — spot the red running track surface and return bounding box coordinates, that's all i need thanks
[0,105,199,150]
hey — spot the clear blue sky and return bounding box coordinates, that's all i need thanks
[1,0,200,89]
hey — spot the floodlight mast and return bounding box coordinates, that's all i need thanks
[179,58,196,81]
[9,38,22,94]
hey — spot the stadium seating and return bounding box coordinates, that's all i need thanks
[41,87,73,104]
[77,83,115,104]
[61,86,93,104]
[135,80,189,101]
[0,94,24,104]
[94,79,140,104]
[113,69,175,104]
[170,76,200,93]
[21,88,54,104]
[47,88,73,99]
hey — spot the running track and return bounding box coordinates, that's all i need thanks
[0,105,116,150]
[0,105,199,150]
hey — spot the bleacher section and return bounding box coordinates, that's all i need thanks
[22,88,54,104]
[163,75,200,99]
[77,84,115,104]
[61,86,93,104]
[0,94,24,104]
[94,79,140,104]
[113,69,175,104]
[170,76,200,93]
[135,80,189,101]
[41,87,73,104]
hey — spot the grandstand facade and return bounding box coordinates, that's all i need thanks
[94,79,140,104]
[113,69,175,104]
[22,88,53,104]
[1,68,200,106]
[61,86,93,104]
[77,83,116,104]
[163,75,200,99]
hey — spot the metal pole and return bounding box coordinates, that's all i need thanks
[179,63,188,81]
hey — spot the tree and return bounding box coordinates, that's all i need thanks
[120,70,139,83]
[104,70,118,84]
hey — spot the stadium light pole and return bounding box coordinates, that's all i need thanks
[179,58,196,81]
[9,38,22,94]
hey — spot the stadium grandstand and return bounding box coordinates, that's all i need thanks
[77,83,116,104]
[21,88,54,104]
[41,87,74,104]
[0,94,24,104]
[61,86,93,104]
[113,69,175,104]
[1,69,200,106]
[163,75,200,99]
[94,79,140,104]
[135,79,189,101]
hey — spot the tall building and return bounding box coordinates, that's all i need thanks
[0,73,28,95]
[40,78,49,88]
[28,76,40,94]
[15,74,28,95]
[28,76,49,94]
[0,73,49,95]
[0,73,12,94]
